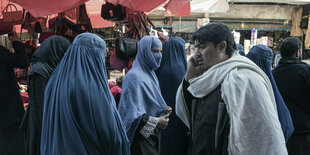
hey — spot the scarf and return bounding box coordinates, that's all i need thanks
[176,54,287,155]
[118,36,168,144]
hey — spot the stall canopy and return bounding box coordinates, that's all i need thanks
[191,0,229,13]
[7,0,191,18]
[9,0,88,17]
[164,0,190,17]
[85,0,115,28]
[229,0,310,5]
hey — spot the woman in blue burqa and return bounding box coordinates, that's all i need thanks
[40,33,129,155]
[246,44,294,142]
[118,36,171,155]
[22,35,70,155]
[155,37,190,155]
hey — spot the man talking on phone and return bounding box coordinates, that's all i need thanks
[175,23,287,155]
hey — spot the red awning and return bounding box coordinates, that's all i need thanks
[164,0,190,17]
[9,0,89,17]
[85,0,115,28]
[106,0,167,12]
[106,0,190,17]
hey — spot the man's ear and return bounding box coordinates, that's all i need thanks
[217,41,227,53]
[296,49,299,57]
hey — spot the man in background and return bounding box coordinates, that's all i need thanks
[273,37,310,155]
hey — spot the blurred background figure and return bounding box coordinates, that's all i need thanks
[22,35,70,155]
[0,32,29,155]
[236,44,245,56]
[272,37,310,155]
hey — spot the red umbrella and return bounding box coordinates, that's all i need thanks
[9,0,89,17]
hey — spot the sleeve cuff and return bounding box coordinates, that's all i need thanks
[139,116,159,138]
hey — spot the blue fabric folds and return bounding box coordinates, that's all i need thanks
[246,44,294,142]
[118,36,168,144]
[236,44,245,56]
[41,33,129,155]
[155,37,189,155]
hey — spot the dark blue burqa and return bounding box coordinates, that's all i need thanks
[155,37,189,155]
[118,36,168,144]
[41,33,129,155]
[246,44,294,142]
[29,35,70,79]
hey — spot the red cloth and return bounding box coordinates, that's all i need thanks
[108,81,115,89]
[9,0,89,17]
[110,86,121,97]
[164,0,190,17]
[39,32,56,43]
[20,92,29,103]
[106,0,166,12]
[110,48,127,70]
[20,92,29,110]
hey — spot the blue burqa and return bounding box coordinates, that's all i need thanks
[236,44,245,56]
[41,33,129,155]
[118,36,168,144]
[246,44,294,142]
[155,37,189,155]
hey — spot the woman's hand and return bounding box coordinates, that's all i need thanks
[157,112,171,129]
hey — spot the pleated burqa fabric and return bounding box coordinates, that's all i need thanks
[41,33,129,155]
[118,36,168,144]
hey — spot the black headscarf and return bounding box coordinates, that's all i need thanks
[29,35,70,79]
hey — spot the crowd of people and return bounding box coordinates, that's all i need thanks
[0,22,309,155]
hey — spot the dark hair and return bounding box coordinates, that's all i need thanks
[116,76,124,88]
[280,37,301,57]
[115,93,121,107]
[193,22,236,57]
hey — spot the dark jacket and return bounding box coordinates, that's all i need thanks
[0,41,29,128]
[183,80,229,155]
[272,57,310,131]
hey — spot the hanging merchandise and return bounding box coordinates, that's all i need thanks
[116,37,139,61]
[110,48,128,70]
[35,21,42,33]
[77,4,92,32]
[21,11,47,34]
[0,3,24,35]
[3,3,23,25]
[304,15,310,48]
[300,4,310,29]
[291,7,303,37]
[0,19,14,35]
[101,2,127,22]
